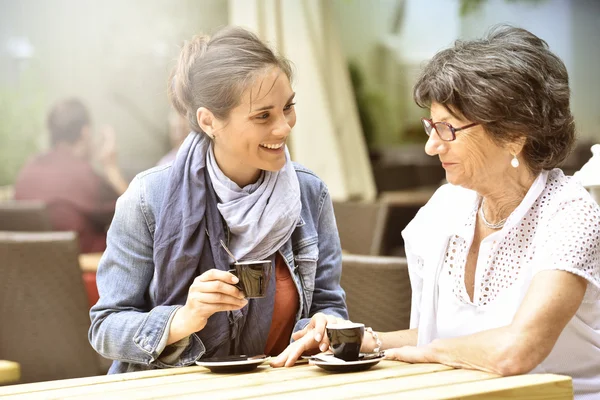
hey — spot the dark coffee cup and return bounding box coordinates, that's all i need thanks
[326,322,365,361]
[228,260,272,299]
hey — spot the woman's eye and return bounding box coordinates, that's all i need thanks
[284,102,296,111]
[257,112,270,120]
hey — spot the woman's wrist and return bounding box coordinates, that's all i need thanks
[361,327,382,353]
[167,306,206,345]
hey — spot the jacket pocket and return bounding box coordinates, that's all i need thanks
[293,236,319,314]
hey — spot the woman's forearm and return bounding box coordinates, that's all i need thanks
[381,328,418,349]
[426,326,536,376]
[362,328,418,352]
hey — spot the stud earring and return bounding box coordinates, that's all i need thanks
[511,154,519,168]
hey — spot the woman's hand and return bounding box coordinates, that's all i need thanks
[270,313,346,367]
[384,346,433,363]
[167,269,247,345]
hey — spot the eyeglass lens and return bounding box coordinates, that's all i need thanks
[422,119,453,141]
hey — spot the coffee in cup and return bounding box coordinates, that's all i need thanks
[326,322,365,361]
[228,260,272,299]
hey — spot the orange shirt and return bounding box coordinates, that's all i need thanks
[264,253,299,356]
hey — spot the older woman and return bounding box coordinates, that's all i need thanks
[359,26,600,399]
[89,26,348,373]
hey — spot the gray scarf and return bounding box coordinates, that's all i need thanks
[206,144,302,262]
[152,132,287,357]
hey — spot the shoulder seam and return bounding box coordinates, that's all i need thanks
[135,164,171,180]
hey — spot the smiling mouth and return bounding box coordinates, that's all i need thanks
[259,142,285,150]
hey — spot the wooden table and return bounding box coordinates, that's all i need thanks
[0,361,20,385]
[0,360,572,399]
[78,253,103,272]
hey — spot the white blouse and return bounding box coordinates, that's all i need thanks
[402,169,600,400]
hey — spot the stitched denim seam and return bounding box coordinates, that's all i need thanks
[138,177,155,238]
[317,184,328,222]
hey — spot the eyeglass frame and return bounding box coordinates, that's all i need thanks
[421,118,479,142]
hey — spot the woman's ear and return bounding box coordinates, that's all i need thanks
[509,136,527,155]
[196,107,216,139]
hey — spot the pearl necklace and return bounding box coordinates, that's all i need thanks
[479,200,507,229]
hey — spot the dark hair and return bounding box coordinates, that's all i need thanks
[413,25,575,174]
[168,26,293,134]
[47,98,91,146]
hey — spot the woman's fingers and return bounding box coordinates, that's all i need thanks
[291,325,309,341]
[283,342,307,367]
[197,269,239,285]
[188,290,247,307]
[270,345,292,368]
[312,313,342,351]
[312,314,334,352]
[384,346,428,363]
[191,279,245,299]
[190,269,245,300]
[311,313,327,342]
[384,348,402,360]
[291,314,343,349]
[271,330,315,368]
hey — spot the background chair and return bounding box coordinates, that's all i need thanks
[341,254,411,332]
[0,201,52,232]
[333,200,389,256]
[0,231,104,383]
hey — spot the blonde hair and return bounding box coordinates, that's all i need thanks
[168,26,293,134]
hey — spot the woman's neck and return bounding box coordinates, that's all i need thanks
[213,146,261,188]
[479,168,538,223]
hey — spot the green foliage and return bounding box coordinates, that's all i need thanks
[348,61,394,148]
[401,120,429,144]
[460,0,547,16]
[0,73,46,186]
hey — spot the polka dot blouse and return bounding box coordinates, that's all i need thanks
[443,168,600,306]
[403,168,600,399]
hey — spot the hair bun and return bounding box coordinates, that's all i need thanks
[168,35,210,124]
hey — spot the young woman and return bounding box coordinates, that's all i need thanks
[89,26,348,373]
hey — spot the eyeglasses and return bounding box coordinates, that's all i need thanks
[421,118,479,142]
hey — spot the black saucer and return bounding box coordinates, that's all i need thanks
[309,353,384,373]
[195,355,269,373]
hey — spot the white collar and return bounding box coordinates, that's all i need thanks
[452,171,548,241]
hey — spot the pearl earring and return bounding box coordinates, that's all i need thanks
[511,154,519,168]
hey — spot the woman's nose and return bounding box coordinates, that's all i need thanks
[424,130,446,156]
[273,116,292,137]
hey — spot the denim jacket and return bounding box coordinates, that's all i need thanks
[89,162,348,373]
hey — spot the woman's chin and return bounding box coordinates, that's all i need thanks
[259,159,286,172]
[445,172,462,186]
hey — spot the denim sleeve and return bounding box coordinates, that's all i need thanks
[293,185,348,332]
[89,176,205,368]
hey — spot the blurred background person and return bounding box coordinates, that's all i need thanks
[14,98,129,253]
[156,109,189,166]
